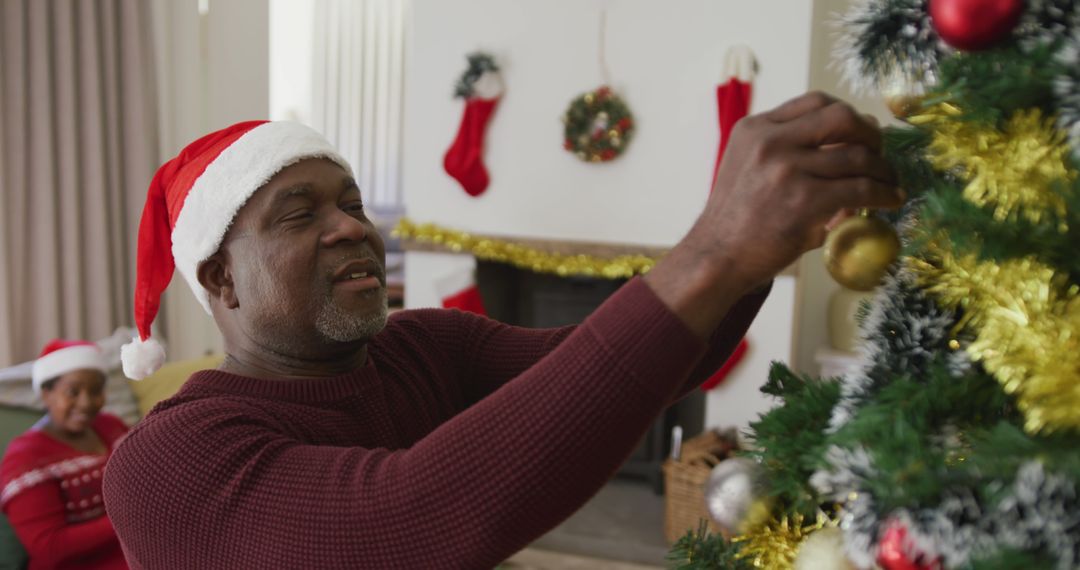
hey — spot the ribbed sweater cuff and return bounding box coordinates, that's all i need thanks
[581,277,707,400]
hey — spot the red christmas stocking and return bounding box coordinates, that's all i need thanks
[710,77,753,189]
[441,285,487,315]
[701,76,753,392]
[443,97,499,197]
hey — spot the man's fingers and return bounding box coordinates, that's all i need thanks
[808,225,830,250]
[825,208,857,231]
[786,102,883,152]
[763,91,838,123]
[815,177,906,217]
[799,144,896,184]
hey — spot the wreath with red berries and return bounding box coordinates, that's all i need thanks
[561,86,635,163]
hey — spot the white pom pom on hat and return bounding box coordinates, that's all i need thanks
[120,336,166,381]
[122,120,353,380]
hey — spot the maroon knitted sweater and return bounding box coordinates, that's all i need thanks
[103,278,768,569]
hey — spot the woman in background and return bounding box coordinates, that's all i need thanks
[0,340,129,569]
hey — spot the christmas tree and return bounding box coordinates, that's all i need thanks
[668,1,1080,568]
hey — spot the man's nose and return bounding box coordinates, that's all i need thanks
[321,209,369,247]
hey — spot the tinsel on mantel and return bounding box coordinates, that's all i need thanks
[392,218,658,279]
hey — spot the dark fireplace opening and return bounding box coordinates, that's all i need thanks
[475,260,705,493]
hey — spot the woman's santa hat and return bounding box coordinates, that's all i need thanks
[121,121,352,380]
[32,340,108,395]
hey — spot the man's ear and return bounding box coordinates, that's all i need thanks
[197,252,239,309]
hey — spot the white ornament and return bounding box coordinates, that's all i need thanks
[795,527,857,570]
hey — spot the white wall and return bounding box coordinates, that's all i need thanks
[404,0,814,246]
[269,0,315,123]
[404,0,815,430]
[705,276,796,429]
[151,0,269,361]
[793,0,897,377]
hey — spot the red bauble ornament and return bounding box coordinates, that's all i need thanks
[877,520,943,570]
[929,0,1024,51]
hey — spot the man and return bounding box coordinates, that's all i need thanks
[103,92,901,568]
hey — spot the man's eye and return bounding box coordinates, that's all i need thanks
[282,210,313,222]
[344,202,365,213]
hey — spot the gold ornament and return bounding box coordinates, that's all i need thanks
[886,94,923,119]
[909,240,1080,434]
[584,92,595,105]
[741,499,775,535]
[734,513,834,570]
[823,212,901,291]
[393,219,658,280]
[880,77,922,120]
[909,104,1074,228]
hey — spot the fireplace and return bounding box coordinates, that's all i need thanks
[475,260,705,492]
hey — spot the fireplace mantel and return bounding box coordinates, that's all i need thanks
[397,220,799,278]
[402,232,668,260]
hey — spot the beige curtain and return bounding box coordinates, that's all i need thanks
[311,0,407,219]
[0,0,159,365]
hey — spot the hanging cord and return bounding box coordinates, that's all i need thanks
[599,9,612,86]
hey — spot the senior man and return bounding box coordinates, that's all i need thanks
[104,91,901,569]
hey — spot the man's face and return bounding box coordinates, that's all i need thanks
[215,158,388,351]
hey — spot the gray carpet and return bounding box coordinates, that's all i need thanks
[531,479,670,566]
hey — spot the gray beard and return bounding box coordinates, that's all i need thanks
[314,287,389,343]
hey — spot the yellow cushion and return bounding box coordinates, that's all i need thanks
[129,354,224,417]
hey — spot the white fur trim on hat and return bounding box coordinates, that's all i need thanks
[170,122,353,314]
[32,345,107,395]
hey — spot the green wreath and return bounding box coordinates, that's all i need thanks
[562,86,635,163]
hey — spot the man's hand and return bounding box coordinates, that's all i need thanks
[645,92,904,338]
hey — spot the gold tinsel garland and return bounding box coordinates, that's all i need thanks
[909,104,1074,228]
[392,219,658,279]
[732,513,835,569]
[909,241,1080,434]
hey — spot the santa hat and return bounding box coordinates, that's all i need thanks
[32,340,108,395]
[121,121,352,380]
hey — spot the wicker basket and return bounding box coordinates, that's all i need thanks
[662,428,738,544]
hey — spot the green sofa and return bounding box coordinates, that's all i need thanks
[0,406,43,570]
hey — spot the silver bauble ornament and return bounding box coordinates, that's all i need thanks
[703,457,762,534]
